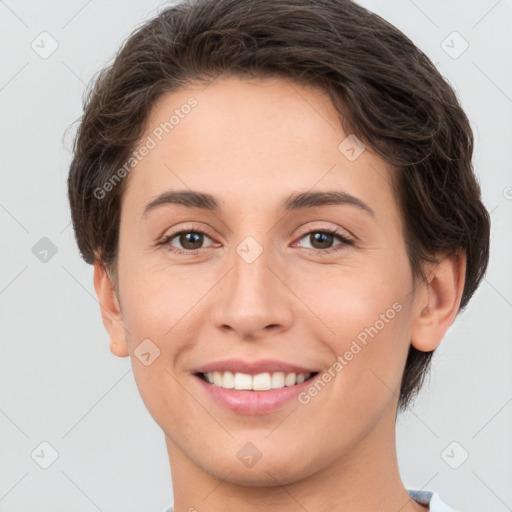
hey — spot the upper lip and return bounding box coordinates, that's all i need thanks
[193,358,319,376]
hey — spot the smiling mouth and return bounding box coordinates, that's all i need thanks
[195,371,319,391]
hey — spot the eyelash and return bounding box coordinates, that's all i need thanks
[157,226,354,255]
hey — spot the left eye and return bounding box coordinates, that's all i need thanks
[295,229,353,251]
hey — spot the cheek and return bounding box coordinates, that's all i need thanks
[117,263,214,416]
[121,274,202,428]
[299,251,413,398]
[295,251,411,341]
[118,249,208,341]
[299,298,412,449]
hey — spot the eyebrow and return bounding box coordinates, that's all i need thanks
[142,189,375,218]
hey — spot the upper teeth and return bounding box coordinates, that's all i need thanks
[204,371,311,390]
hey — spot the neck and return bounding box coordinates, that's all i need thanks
[165,402,428,512]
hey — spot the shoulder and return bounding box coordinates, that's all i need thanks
[407,488,457,511]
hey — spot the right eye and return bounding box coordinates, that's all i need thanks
[158,228,218,254]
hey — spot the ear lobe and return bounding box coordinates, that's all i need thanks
[411,251,467,352]
[93,259,129,358]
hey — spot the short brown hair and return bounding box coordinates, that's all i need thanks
[67,0,491,411]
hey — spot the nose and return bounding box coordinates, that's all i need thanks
[210,243,294,341]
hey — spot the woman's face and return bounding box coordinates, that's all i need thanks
[107,75,424,484]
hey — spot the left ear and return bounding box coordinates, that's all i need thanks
[411,251,467,352]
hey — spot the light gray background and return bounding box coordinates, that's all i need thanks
[1,0,511,511]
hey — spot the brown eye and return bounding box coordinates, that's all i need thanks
[296,229,354,253]
[160,229,215,253]
[177,232,204,250]
[309,232,335,250]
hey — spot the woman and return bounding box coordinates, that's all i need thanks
[67,0,490,510]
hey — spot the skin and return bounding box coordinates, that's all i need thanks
[93,75,466,512]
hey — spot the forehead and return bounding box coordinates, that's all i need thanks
[121,74,398,224]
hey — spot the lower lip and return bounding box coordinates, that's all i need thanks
[193,374,317,415]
